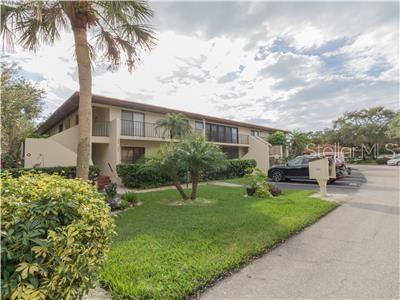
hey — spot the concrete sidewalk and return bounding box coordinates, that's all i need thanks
[200,165,400,299]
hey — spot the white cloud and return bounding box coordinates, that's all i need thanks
[4,2,399,131]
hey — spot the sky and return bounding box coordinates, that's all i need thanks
[4,1,399,131]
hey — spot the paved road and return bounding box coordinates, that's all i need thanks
[271,166,366,193]
[201,165,399,299]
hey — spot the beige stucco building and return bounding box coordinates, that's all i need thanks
[24,92,287,182]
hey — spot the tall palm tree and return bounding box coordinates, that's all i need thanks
[1,1,155,179]
[155,113,191,140]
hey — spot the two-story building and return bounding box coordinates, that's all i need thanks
[24,92,287,182]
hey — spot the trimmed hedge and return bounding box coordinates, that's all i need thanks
[1,173,115,299]
[117,159,256,189]
[4,165,100,180]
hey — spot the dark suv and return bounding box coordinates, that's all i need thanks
[268,155,339,182]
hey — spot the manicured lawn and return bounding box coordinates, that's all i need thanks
[99,185,337,299]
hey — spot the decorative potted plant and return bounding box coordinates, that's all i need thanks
[243,168,268,196]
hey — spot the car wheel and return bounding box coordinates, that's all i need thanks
[397,161,400,166]
[271,170,284,182]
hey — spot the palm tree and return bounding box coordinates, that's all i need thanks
[1,1,155,179]
[176,135,226,200]
[155,113,191,140]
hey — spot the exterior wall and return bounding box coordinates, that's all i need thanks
[50,125,79,152]
[242,136,270,173]
[48,111,78,136]
[24,138,77,168]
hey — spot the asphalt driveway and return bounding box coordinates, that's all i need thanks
[200,165,399,299]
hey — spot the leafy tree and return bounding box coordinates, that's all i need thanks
[1,63,44,163]
[267,131,287,146]
[155,113,191,140]
[288,131,311,157]
[333,107,395,158]
[175,135,226,200]
[1,1,156,179]
[386,112,400,140]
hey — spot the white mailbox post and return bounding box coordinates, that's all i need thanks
[309,157,336,197]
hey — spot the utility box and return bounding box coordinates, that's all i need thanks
[309,157,330,180]
[309,157,336,197]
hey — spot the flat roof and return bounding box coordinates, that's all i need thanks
[37,92,289,134]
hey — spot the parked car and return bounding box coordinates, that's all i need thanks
[268,155,342,183]
[387,155,400,166]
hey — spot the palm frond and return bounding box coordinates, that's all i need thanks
[1,1,65,51]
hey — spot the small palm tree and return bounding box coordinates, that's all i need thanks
[1,1,155,179]
[152,144,189,200]
[176,135,226,200]
[155,113,191,140]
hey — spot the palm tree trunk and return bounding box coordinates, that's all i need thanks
[73,27,92,180]
[171,172,188,200]
[190,170,199,200]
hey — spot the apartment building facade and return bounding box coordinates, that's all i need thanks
[24,92,287,182]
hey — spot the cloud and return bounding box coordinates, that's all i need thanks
[4,1,399,131]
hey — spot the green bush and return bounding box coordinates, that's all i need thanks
[105,183,117,199]
[5,165,100,180]
[117,159,256,188]
[1,173,115,299]
[119,199,129,210]
[122,192,138,204]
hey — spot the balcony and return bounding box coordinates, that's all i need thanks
[120,120,250,144]
[92,121,109,137]
[121,120,170,139]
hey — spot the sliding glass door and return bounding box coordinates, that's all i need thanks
[121,110,144,136]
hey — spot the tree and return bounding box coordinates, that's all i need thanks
[1,63,44,164]
[333,107,395,158]
[267,131,287,146]
[155,113,191,140]
[153,135,226,200]
[288,131,311,157]
[386,112,400,140]
[151,144,189,200]
[1,1,155,179]
[175,135,226,200]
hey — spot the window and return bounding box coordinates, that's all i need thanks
[121,110,145,136]
[121,147,145,164]
[251,130,260,137]
[205,122,238,143]
[195,121,204,130]
[75,115,79,125]
[65,118,70,129]
[287,157,306,166]
[58,123,63,133]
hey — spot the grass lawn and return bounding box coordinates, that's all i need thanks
[99,185,337,299]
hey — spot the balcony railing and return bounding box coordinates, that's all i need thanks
[93,121,109,137]
[121,120,170,139]
[120,120,250,145]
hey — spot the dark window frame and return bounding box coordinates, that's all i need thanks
[121,147,145,164]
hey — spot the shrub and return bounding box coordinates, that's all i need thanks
[255,181,272,198]
[6,165,100,180]
[105,183,117,199]
[117,159,256,189]
[268,183,282,196]
[119,199,129,210]
[197,159,256,181]
[1,173,115,299]
[122,192,138,204]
